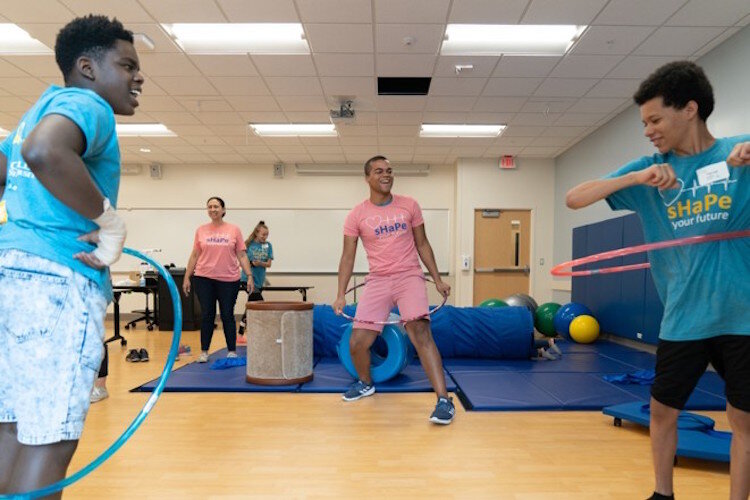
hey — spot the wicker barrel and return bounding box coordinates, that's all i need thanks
[245,301,314,385]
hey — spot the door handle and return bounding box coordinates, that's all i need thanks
[474,265,530,274]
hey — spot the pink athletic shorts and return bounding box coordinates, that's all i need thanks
[354,273,429,333]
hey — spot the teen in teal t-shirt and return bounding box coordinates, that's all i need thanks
[604,135,750,341]
[0,85,120,296]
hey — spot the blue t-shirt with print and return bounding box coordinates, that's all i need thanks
[241,240,273,289]
[0,85,120,297]
[604,135,750,341]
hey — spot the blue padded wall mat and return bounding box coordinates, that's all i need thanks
[298,358,456,393]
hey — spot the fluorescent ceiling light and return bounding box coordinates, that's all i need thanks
[420,124,505,138]
[0,127,10,137]
[163,23,309,54]
[296,164,429,176]
[116,123,176,137]
[250,123,337,137]
[0,24,52,55]
[442,24,585,55]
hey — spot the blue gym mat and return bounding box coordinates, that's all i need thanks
[447,340,727,412]
[133,348,456,394]
[603,402,730,462]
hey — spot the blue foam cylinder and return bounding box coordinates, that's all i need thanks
[337,321,415,383]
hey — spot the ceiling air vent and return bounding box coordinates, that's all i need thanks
[377,77,431,96]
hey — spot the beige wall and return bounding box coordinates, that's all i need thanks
[454,157,556,306]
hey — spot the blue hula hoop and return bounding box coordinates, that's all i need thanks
[2,248,182,499]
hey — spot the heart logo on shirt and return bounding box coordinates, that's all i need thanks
[658,178,685,207]
[365,215,383,229]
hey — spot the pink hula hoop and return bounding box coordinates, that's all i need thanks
[339,277,448,325]
[551,230,750,277]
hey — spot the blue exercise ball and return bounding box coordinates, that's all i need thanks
[553,302,593,337]
[337,316,415,383]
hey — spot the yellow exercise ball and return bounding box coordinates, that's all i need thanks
[569,315,600,344]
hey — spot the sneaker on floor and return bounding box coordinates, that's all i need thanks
[139,348,150,362]
[226,351,238,359]
[125,349,141,362]
[430,396,455,425]
[90,386,109,403]
[342,380,375,402]
[198,352,209,363]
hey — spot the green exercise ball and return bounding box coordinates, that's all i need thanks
[479,298,508,308]
[534,302,561,337]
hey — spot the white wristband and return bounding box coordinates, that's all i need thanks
[91,198,127,266]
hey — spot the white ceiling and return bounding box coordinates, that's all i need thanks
[0,0,748,166]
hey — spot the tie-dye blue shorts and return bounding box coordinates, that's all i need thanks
[0,249,106,445]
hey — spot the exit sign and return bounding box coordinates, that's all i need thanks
[500,155,516,169]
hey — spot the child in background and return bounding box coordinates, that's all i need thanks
[237,221,273,340]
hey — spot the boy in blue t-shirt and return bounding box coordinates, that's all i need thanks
[0,15,143,494]
[567,61,749,500]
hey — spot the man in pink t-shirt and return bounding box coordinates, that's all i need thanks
[333,155,455,425]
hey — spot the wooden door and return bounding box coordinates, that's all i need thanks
[473,209,531,306]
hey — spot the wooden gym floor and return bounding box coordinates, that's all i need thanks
[60,324,730,499]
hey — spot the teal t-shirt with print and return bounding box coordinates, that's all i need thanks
[241,240,273,289]
[604,135,750,341]
[0,85,120,296]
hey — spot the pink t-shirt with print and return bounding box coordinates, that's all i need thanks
[193,222,245,282]
[344,194,424,277]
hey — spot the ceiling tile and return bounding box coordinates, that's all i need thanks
[510,113,560,126]
[422,112,468,123]
[139,53,201,77]
[666,0,750,27]
[209,77,271,96]
[320,77,375,97]
[473,96,527,112]
[522,0,608,24]
[566,97,628,114]
[377,112,423,125]
[139,0,227,22]
[218,0,299,22]
[692,28,742,59]
[534,78,598,97]
[448,0,528,23]
[550,55,624,78]
[425,96,476,111]
[276,95,328,112]
[151,76,219,96]
[492,56,561,78]
[283,111,331,122]
[572,26,656,55]
[634,27,725,56]
[265,76,323,96]
[61,0,154,22]
[314,54,375,76]
[0,58,37,77]
[375,0,451,23]
[483,78,544,96]
[0,77,47,96]
[297,0,372,23]
[189,55,258,76]
[593,0,685,25]
[252,55,317,76]
[1,0,74,22]
[585,78,640,98]
[433,56,499,78]
[607,56,677,79]
[376,54,436,77]
[376,24,445,54]
[429,77,487,96]
[306,24,374,53]
[225,95,281,112]
[195,111,245,125]
[554,112,606,126]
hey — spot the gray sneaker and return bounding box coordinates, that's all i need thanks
[430,396,455,425]
[342,380,375,401]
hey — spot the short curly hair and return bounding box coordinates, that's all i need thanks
[55,15,134,80]
[633,60,714,122]
[364,155,388,176]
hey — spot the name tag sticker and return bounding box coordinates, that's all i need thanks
[696,161,729,186]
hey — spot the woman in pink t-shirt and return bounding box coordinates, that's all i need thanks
[183,197,253,362]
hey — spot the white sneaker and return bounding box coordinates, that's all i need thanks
[90,386,109,403]
[198,352,209,363]
[226,352,238,359]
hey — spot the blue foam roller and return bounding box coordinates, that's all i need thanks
[337,322,415,383]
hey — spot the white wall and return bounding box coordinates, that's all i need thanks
[455,157,556,306]
[112,162,456,314]
[552,25,750,302]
